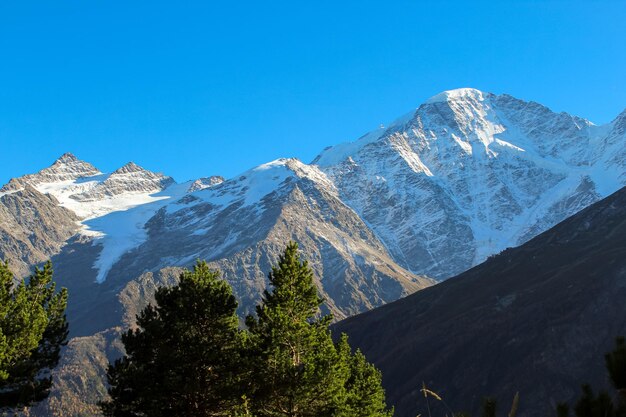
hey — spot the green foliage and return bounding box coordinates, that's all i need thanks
[0,260,69,410]
[101,261,247,417]
[336,334,393,417]
[245,242,392,416]
[245,242,345,417]
[103,242,393,417]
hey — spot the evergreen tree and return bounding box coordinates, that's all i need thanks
[246,242,393,417]
[335,334,393,417]
[245,242,345,417]
[101,261,247,417]
[102,243,393,416]
[0,261,69,410]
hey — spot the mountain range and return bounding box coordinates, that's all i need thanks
[0,88,624,415]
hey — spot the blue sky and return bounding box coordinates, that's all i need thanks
[1,1,625,185]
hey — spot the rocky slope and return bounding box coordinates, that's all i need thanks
[0,186,79,277]
[334,186,626,417]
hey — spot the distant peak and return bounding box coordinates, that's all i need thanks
[188,176,225,192]
[113,162,145,174]
[253,158,309,174]
[55,152,79,164]
[425,88,488,104]
[50,152,98,172]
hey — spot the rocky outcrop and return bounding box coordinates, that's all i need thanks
[0,186,79,277]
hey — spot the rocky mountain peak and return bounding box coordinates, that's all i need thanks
[0,153,100,192]
[188,176,225,192]
[112,161,146,175]
[54,152,79,164]
[49,152,98,173]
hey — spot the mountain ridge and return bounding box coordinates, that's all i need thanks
[2,88,625,288]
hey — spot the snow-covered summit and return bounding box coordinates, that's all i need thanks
[1,155,177,220]
[181,158,336,211]
[424,87,487,104]
[312,88,625,278]
[71,161,174,202]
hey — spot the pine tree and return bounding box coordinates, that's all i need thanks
[0,260,69,410]
[101,261,247,417]
[245,242,346,417]
[102,243,393,416]
[246,242,393,417]
[335,334,393,417]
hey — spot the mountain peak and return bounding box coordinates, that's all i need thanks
[188,176,225,192]
[54,152,80,164]
[1,153,100,192]
[424,87,488,104]
[48,152,99,176]
[611,108,626,132]
[112,162,147,175]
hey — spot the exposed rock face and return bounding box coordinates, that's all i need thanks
[0,186,79,277]
[70,162,174,201]
[334,186,626,417]
[0,153,100,192]
[52,158,431,338]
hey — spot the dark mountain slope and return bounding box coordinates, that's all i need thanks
[334,186,626,417]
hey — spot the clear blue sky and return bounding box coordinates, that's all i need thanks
[1,1,625,185]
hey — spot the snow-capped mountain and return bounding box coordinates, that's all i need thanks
[0,153,431,336]
[2,88,624,305]
[315,88,625,278]
[2,88,624,416]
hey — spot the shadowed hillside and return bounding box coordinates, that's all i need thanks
[334,186,626,417]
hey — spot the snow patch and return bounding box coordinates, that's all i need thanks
[425,88,485,104]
